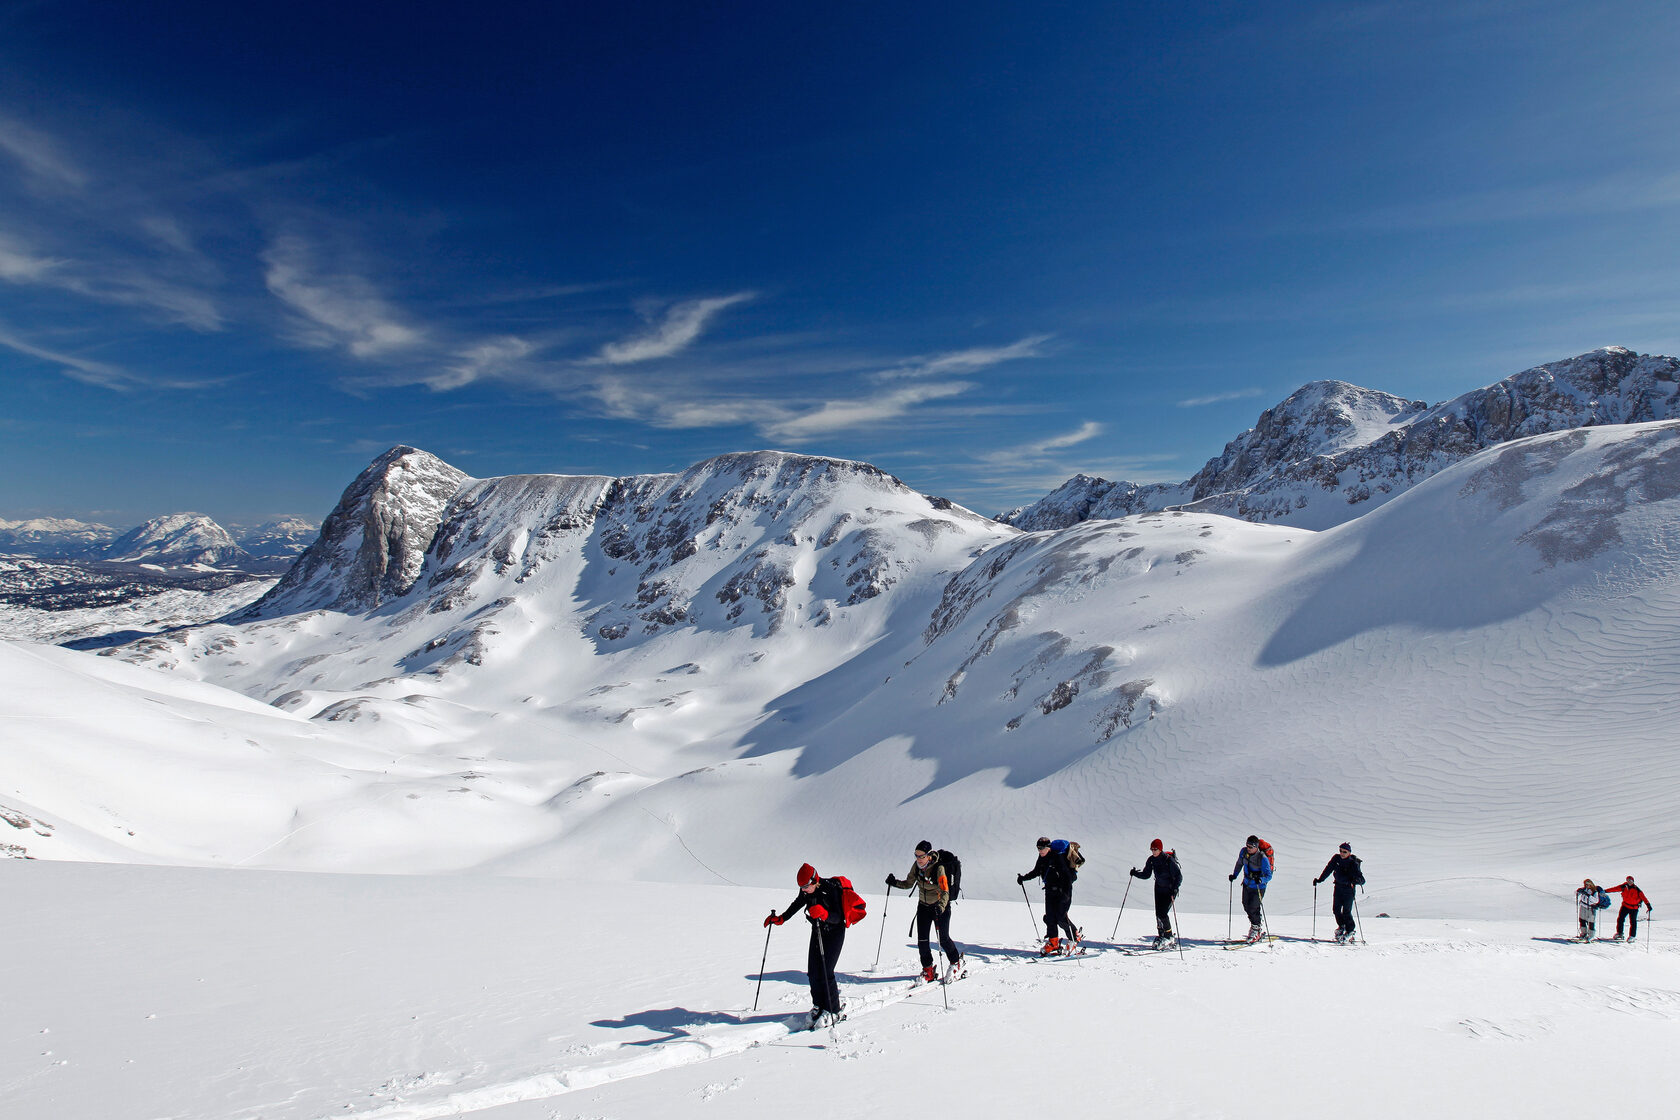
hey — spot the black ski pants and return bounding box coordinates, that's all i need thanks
[1332,884,1356,935]
[807,922,846,1014]
[1154,889,1174,936]
[1043,888,1077,941]
[1616,906,1643,939]
[914,901,960,967]
[1241,885,1266,929]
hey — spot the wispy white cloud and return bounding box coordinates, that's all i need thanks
[263,235,427,358]
[0,322,219,391]
[0,226,222,329]
[596,292,753,365]
[763,381,975,439]
[876,334,1053,380]
[978,421,1105,465]
[0,231,59,281]
[1178,387,1265,407]
[431,336,535,390]
[0,115,87,191]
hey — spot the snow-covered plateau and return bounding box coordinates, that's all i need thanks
[6,407,1680,1118]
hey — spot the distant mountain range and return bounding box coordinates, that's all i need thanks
[1001,345,1680,530]
[0,513,318,566]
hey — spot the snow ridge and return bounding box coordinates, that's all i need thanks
[1004,346,1680,531]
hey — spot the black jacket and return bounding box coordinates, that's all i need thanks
[1315,854,1365,889]
[779,878,846,930]
[1022,850,1075,893]
[1131,851,1182,895]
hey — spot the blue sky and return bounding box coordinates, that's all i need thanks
[2,1,1678,527]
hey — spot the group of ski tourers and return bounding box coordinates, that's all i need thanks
[764,835,1654,1031]
[762,834,1365,1030]
[1573,877,1655,942]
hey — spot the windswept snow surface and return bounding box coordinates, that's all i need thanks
[4,861,1678,1120]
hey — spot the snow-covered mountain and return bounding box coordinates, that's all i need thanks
[102,512,250,567]
[234,516,320,559]
[1,422,1661,912]
[1003,346,1680,530]
[0,515,118,557]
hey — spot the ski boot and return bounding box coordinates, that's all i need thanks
[1069,927,1083,954]
[942,955,966,984]
[1040,936,1061,956]
[1245,925,1263,944]
[920,964,938,984]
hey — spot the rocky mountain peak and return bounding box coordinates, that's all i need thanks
[241,446,470,617]
[1004,346,1680,533]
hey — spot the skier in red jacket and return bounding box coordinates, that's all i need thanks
[765,863,848,1027]
[1605,876,1653,941]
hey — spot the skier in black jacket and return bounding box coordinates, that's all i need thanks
[1018,837,1080,955]
[1130,838,1183,948]
[1312,842,1365,943]
[764,862,847,1027]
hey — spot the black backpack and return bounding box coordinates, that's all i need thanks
[1160,851,1184,893]
[937,849,963,899]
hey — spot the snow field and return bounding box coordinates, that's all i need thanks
[7,861,1678,1120]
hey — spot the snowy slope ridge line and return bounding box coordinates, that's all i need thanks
[1003,345,1680,530]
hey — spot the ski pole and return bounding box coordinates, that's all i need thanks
[1352,896,1362,945]
[1020,880,1040,942]
[1171,896,1185,961]
[1227,879,1233,942]
[873,885,893,972]
[1259,892,1271,942]
[1110,875,1134,940]
[753,913,775,1012]
[1312,881,1318,942]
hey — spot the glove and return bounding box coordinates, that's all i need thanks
[763,912,784,928]
[1313,878,1322,886]
[885,874,895,887]
[1228,874,1236,882]
[808,904,829,922]
[1130,867,1139,876]
[1016,873,1026,885]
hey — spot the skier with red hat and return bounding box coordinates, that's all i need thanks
[765,863,848,1028]
[1129,839,1183,949]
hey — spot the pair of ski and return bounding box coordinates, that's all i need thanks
[1220,933,1281,950]
[791,960,968,1033]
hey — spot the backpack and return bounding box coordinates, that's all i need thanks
[835,876,868,927]
[1050,839,1085,879]
[936,849,963,900]
[1256,838,1276,872]
[1159,851,1183,893]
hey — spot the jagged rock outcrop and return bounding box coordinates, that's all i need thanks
[1003,347,1680,532]
[240,447,469,617]
[103,514,248,567]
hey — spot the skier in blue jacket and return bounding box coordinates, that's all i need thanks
[1228,835,1273,942]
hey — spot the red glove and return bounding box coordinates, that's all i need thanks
[808,904,829,922]
[763,912,784,928]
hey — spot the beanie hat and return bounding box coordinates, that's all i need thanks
[1036,836,1051,848]
[915,840,934,855]
[1150,838,1163,851]
[1339,842,1351,852]
[1246,835,1259,846]
[796,863,818,886]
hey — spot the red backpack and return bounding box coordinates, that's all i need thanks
[834,876,868,927]
[1256,839,1276,871]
